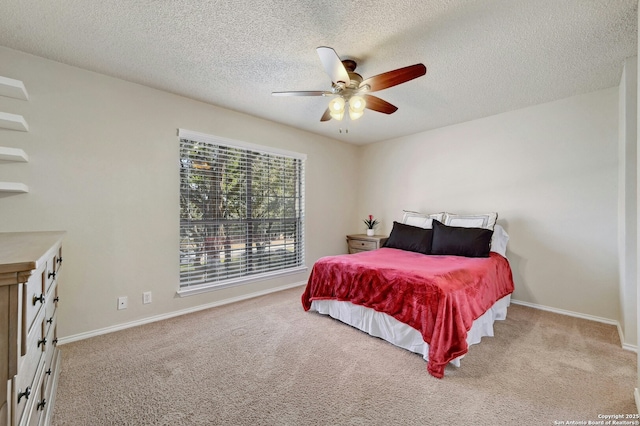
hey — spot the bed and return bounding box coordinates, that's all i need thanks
[301,211,515,378]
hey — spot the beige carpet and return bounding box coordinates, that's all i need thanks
[51,287,637,425]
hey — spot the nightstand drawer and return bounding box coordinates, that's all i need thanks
[348,239,377,251]
[346,234,388,254]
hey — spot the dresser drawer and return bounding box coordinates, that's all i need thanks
[44,259,55,297]
[23,268,45,344]
[42,315,57,357]
[44,247,62,296]
[21,358,46,426]
[13,316,44,426]
[44,281,58,335]
[348,239,377,251]
[43,344,60,406]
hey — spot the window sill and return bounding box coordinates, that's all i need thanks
[176,266,308,297]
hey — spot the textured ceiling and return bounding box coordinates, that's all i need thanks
[0,0,637,144]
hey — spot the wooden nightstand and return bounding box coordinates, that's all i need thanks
[346,234,388,254]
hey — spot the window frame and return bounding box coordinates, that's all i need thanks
[177,128,307,297]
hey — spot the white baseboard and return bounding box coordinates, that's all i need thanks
[59,281,307,345]
[635,388,640,415]
[622,341,639,353]
[511,299,638,353]
[59,287,639,354]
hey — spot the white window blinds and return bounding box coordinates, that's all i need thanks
[179,129,306,293]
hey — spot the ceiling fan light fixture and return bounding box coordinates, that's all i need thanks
[348,95,366,120]
[329,96,345,112]
[329,96,345,120]
[348,109,364,120]
[331,110,345,121]
[349,96,366,113]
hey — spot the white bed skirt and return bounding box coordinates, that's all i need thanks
[310,294,511,368]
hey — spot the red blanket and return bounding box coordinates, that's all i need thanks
[301,248,515,378]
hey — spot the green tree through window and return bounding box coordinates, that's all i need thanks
[179,132,305,291]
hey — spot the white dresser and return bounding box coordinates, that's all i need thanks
[0,232,64,426]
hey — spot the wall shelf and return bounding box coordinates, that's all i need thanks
[0,111,28,132]
[0,76,29,193]
[0,182,28,193]
[0,147,28,162]
[0,76,28,100]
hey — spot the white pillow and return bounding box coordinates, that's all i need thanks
[443,212,498,230]
[490,224,509,257]
[401,210,445,229]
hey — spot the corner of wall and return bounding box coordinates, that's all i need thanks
[619,56,638,349]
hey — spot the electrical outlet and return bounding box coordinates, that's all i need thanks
[143,291,152,304]
[117,296,128,310]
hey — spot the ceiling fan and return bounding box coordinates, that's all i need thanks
[272,46,427,122]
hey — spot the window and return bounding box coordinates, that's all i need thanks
[178,129,306,295]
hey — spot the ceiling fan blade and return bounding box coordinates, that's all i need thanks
[320,108,332,122]
[272,91,331,96]
[362,95,398,114]
[316,46,350,85]
[360,63,426,92]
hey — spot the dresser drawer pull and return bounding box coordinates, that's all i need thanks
[38,337,47,348]
[17,387,31,403]
[53,296,59,303]
[46,368,52,376]
[37,399,47,411]
[33,293,45,305]
[57,257,63,264]
[48,271,56,279]
[47,317,53,324]
[52,338,58,346]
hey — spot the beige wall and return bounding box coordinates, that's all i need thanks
[0,45,629,348]
[358,88,620,321]
[0,46,360,338]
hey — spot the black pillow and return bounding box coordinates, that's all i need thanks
[431,220,493,258]
[383,221,433,254]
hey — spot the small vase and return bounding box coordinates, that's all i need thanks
[366,229,375,236]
